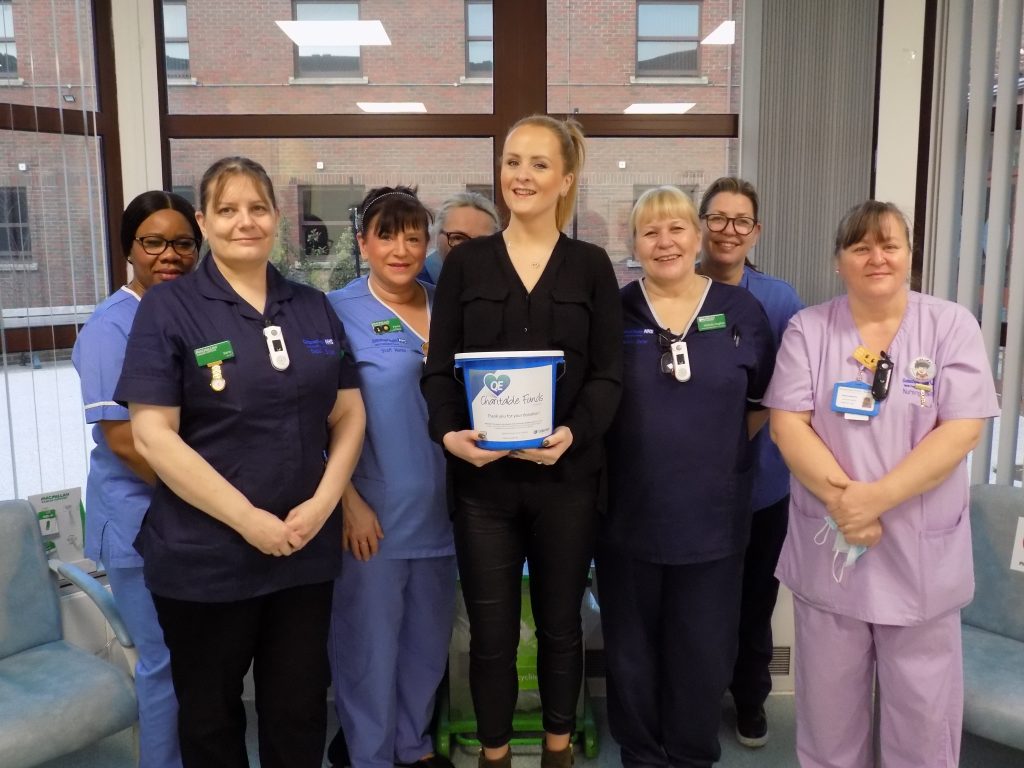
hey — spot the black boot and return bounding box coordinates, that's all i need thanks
[477,748,513,768]
[541,743,573,768]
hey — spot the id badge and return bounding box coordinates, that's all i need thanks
[831,380,879,420]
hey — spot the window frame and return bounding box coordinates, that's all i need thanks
[0,0,17,79]
[292,0,362,79]
[465,0,493,79]
[0,186,31,260]
[635,0,702,78]
[163,0,190,80]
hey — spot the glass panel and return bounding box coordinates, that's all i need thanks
[577,137,738,285]
[0,4,12,37]
[0,42,14,77]
[467,2,492,36]
[163,2,188,38]
[467,41,493,73]
[166,42,190,76]
[0,0,97,109]
[637,3,699,37]
[549,0,741,114]
[165,1,492,114]
[637,41,698,74]
[170,137,495,288]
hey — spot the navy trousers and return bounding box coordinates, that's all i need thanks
[729,494,789,715]
[597,549,744,768]
[153,581,334,768]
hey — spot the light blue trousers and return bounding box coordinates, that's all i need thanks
[329,553,457,768]
[105,565,182,768]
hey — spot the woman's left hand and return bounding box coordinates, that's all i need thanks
[510,426,574,466]
[826,476,891,534]
[284,497,334,550]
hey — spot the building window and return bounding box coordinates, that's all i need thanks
[636,1,700,76]
[465,1,493,78]
[172,184,197,208]
[294,2,360,77]
[163,1,190,79]
[0,1,16,78]
[288,184,365,289]
[0,187,31,259]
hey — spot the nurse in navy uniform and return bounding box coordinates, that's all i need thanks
[115,156,366,768]
[599,185,775,768]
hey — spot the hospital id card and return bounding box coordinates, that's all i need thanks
[831,380,879,419]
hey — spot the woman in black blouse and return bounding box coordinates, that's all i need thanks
[422,114,622,768]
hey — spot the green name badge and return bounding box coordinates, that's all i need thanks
[371,318,403,335]
[697,313,727,332]
[194,340,235,368]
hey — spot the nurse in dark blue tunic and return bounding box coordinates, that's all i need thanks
[115,157,366,768]
[599,186,775,768]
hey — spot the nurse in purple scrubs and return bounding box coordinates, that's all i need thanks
[765,201,999,768]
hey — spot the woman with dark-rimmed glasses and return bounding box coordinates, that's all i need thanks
[696,177,803,749]
[72,190,202,768]
[599,185,775,768]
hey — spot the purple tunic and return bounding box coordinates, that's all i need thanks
[763,292,999,625]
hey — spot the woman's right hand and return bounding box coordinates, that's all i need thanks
[238,506,304,557]
[843,518,883,548]
[442,430,510,467]
[342,492,384,561]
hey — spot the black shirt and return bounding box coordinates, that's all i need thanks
[422,232,623,488]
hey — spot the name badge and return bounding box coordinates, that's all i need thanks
[371,318,403,335]
[696,313,727,332]
[194,340,234,367]
[831,380,879,420]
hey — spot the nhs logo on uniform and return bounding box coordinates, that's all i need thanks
[303,338,336,355]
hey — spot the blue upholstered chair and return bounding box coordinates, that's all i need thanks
[0,499,138,768]
[961,483,1024,751]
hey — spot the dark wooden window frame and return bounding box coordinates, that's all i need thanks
[0,0,122,354]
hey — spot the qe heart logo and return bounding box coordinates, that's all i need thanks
[483,373,511,394]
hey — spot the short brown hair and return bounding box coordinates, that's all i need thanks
[834,201,911,257]
[199,156,277,215]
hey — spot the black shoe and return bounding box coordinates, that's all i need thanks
[327,727,350,767]
[735,706,769,748]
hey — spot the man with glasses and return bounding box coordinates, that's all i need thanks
[419,191,501,284]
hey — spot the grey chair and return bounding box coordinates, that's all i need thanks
[0,499,138,768]
[961,483,1024,751]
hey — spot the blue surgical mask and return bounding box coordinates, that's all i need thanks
[813,516,867,583]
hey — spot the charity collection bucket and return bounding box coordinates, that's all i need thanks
[453,350,564,450]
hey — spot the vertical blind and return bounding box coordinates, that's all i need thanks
[924,0,1023,486]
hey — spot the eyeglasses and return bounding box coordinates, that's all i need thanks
[700,214,757,236]
[134,236,199,257]
[440,230,471,249]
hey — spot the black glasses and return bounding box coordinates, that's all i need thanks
[134,236,199,257]
[700,214,757,235]
[441,230,471,249]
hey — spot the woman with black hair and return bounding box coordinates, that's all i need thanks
[327,186,456,768]
[72,189,202,768]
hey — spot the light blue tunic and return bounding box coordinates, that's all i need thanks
[72,286,150,567]
[327,275,453,557]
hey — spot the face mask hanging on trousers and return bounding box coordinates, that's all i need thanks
[813,516,868,583]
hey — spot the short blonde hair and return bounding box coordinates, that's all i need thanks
[629,185,700,239]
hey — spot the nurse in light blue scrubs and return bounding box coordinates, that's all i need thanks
[72,190,200,768]
[328,186,456,768]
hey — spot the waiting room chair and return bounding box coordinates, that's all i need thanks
[961,483,1024,751]
[0,499,138,768]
